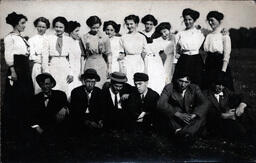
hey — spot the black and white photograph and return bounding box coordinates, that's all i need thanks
[1,0,256,162]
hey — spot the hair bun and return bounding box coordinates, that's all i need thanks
[6,12,18,25]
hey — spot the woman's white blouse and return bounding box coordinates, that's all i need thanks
[204,30,231,62]
[152,37,170,54]
[176,28,205,55]
[141,29,154,38]
[4,33,29,66]
[119,32,148,55]
[42,34,74,75]
[28,34,47,64]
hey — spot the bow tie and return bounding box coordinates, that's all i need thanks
[214,92,223,96]
[43,94,50,99]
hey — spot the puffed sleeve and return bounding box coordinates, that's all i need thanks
[103,36,112,66]
[28,37,36,61]
[103,36,112,56]
[222,35,231,71]
[4,35,14,66]
[141,36,149,54]
[41,36,50,72]
[198,30,205,47]
[67,37,74,76]
[119,36,125,54]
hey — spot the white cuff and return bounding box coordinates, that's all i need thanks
[31,125,39,128]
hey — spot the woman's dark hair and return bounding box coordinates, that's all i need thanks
[52,16,68,30]
[156,22,171,32]
[103,20,121,33]
[207,11,224,22]
[86,16,102,28]
[124,14,140,24]
[66,21,81,34]
[182,8,200,21]
[141,14,158,26]
[33,17,50,29]
[6,12,27,28]
[152,22,171,39]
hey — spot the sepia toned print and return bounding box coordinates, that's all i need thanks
[1,0,256,162]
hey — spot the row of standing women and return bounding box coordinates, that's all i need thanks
[3,9,234,134]
[4,9,234,100]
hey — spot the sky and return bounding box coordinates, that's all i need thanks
[0,0,256,38]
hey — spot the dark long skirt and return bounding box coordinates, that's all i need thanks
[204,52,234,91]
[173,54,204,87]
[3,55,34,142]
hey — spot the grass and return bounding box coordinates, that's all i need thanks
[1,48,256,162]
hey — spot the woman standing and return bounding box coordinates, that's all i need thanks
[103,20,122,73]
[119,14,148,85]
[152,22,176,85]
[4,12,34,142]
[82,16,112,88]
[29,17,50,94]
[203,11,234,90]
[66,21,83,93]
[140,14,158,43]
[42,16,74,98]
[174,8,205,87]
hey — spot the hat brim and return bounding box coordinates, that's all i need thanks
[109,76,127,83]
[80,74,100,82]
[36,73,56,88]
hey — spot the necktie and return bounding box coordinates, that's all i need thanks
[114,93,118,109]
[56,36,63,55]
[86,92,90,113]
[44,95,49,107]
[141,94,145,104]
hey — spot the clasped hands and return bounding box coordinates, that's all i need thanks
[221,106,245,120]
[175,112,197,125]
[84,120,103,129]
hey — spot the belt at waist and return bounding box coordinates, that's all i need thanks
[182,50,199,55]
[207,52,223,56]
[49,55,69,61]
[146,54,156,57]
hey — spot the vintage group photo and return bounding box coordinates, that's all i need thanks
[1,0,256,162]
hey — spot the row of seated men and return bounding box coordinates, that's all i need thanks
[28,69,256,144]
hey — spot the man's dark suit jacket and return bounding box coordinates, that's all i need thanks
[70,86,103,124]
[127,88,159,126]
[204,88,243,115]
[157,83,209,136]
[203,88,256,138]
[29,90,68,131]
[101,82,135,130]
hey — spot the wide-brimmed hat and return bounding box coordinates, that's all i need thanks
[212,71,226,86]
[36,73,56,87]
[80,68,100,82]
[109,72,127,83]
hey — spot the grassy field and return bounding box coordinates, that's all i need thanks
[1,48,256,162]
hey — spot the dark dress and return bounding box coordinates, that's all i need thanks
[3,33,34,143]
[173,28,205,87]
[203,31,234,91]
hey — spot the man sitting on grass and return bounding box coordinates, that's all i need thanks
[126,72,160,132]
[28,73,69,144]
[157,71,209,141]
[204,72,256,144]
